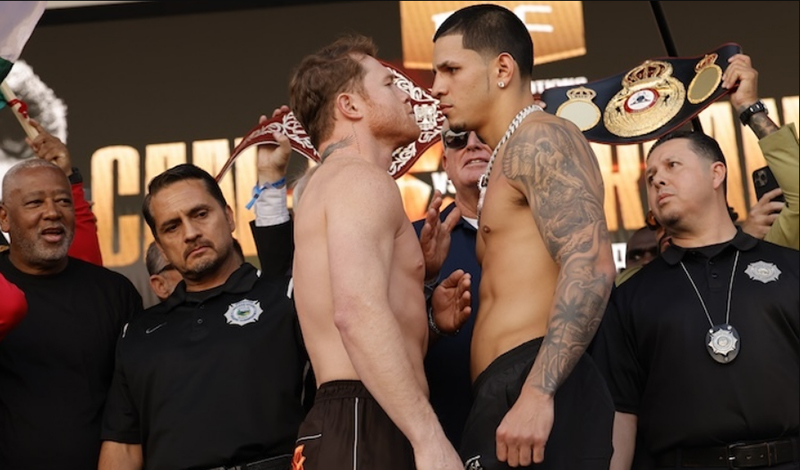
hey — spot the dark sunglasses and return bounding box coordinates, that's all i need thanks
[156,263,176,275]
[441,130,470,150]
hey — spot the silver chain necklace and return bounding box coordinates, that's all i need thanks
[680,250,741,364]
[477,104,542,219]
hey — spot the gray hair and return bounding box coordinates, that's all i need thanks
[1,158,64,202]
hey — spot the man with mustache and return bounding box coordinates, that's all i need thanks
[0,158,142,469]
[99,163,310,470]
[593,129,799,470]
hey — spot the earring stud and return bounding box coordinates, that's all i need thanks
[498,81,505,89]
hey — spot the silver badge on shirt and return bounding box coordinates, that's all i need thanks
[745,261,781,284]
[224,299,263,326]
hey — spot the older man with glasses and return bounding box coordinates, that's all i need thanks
[412,120,492,448]
[145,241,183,302]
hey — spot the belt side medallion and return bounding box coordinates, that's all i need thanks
[556,86,601,131]
[687,53,722,104]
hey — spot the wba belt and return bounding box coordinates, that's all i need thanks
[540,42,742,145]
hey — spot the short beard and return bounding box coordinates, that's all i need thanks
[181,243,232,281]
[659,211,683,232]
[181,254,223,281]
[12,232,73,268]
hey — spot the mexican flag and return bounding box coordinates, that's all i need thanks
[0,1,46,86]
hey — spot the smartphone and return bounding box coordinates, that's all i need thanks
[752,166,786,204]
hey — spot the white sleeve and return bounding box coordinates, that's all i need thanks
[254,186,290,227]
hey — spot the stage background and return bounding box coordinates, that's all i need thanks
[2,1,797,307]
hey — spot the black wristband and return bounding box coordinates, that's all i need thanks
[739,100,767,126]
[427,301,458,337]
[68,167,82,184]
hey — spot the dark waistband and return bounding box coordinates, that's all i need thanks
[473,337,544,392]
[655,437,798,468]
[314,380,374,402]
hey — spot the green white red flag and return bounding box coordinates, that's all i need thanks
[1,1,46,88]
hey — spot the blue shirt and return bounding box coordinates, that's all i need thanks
[413,201,481,448]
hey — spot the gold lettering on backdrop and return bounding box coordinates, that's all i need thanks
[641,139,655,160]
[90,96,798,267]
[615,144,645,230]
[193,139,234,203]
[231,141,257,259]
[592,143,645,232]
[591,144,615,229]
[697,102,746,219]
[142,142,187,248]
[91,145,141,266]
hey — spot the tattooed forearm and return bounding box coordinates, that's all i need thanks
[746,112,780,140]
[529,223,613,393]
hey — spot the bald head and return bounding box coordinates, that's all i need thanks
[0,159,74,275]
[2,159,67,202]
[625,227,659,270]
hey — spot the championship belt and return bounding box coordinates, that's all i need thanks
[540,43,742,144]
[215,62,444,182]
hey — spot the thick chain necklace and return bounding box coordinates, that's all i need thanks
[477,104,542,220]
[680,250,741,364]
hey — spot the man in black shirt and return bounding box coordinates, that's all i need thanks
[0,159,142,469]
[592,130,799,470]
[99,163,308,470]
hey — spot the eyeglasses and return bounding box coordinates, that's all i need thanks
[441,130,470,150]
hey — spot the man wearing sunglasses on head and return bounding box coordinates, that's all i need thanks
[412,120,492,449]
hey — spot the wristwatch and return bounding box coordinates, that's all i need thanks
[739,100,767,126]
[68,167,82,184]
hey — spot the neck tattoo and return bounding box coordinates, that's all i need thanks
[680,250,741,364]
[477,104,542,220]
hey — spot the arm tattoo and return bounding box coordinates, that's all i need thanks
[746,112,780,140]
[502,121,613,393]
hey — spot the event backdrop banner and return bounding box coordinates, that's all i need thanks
[399,1,586,70]
[0,2,797,306]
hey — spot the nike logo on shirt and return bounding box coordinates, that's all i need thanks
[145,323,167,334]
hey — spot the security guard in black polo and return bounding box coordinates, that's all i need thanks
[594,229,799,468]
[100,164,308,470]
[592,130,799,470]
